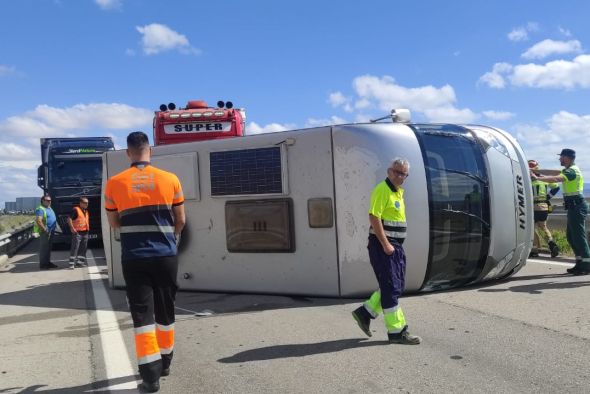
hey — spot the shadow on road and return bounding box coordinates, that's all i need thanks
[0,374,141,393]
[217,337,388,363]
[478,279,590,294]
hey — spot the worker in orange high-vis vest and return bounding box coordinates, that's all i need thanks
[104,131,186,393]
[67,197,90,269]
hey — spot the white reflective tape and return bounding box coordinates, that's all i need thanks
[383,305,400,314]
[382,220,406,227]
[362,303,379,318]
[120,225,175,234]
[156,323,174,331]
[138,353,161,365]
[134,324,156,335]
[160,347,174,355]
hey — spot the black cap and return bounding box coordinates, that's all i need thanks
[558,148,576,158]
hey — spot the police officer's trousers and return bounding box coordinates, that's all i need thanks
[363,235,408,334]
[566,200,590,265]
[122,256,178,383]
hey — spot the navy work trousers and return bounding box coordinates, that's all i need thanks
[367,234,406,310]
[122,256,178,383]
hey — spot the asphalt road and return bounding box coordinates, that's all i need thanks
[0,241,589,393]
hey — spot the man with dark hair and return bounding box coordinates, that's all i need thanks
[532,148,589,275]
[34,195,58,270]
[105,131,186,392]
[67,197,90,269]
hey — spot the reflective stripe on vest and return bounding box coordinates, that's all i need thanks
[369,219,408,239]
[72,206,89,232]
[562,165,584,197]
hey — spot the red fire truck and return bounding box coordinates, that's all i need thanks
[153,99,246,145]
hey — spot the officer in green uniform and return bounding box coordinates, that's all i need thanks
[532,149,589,274]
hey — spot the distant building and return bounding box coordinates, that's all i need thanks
[4,202,17,212]
[16,197,38,212]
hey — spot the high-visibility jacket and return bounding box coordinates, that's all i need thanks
[104,161,184,262]
[33,205,47,235]
[532,179,560,203]
[368,178,407,241]
[72,206,89,232]
[561,165,584,198]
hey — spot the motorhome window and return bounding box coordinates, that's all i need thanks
[50,158,102,185]
[412,125,490,291]
[210,147,283,196]
[225,199,294,252]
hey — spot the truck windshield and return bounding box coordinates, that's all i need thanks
[50,158,102,185]
[411,124,491,291]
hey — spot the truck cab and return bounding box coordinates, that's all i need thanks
[37,137,115,244]
[153,100,245,145]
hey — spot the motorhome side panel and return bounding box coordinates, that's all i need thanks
[332,124,430,296]
[102,150,131,288]
[105,127,340,296]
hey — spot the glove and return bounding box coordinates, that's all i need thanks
[175,233,182,246]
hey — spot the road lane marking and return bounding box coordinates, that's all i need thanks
[88,254,138,391]
[527,258,574,267]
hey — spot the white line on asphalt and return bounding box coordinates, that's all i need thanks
[527,258,574,267]
[88,254,138,391]
[175,305,201,314]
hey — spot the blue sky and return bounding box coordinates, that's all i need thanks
[1,0,590,205]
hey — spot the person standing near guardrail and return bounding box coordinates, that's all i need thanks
[34,195,58,270]
[531,149,590,275]
[67,197,89,269]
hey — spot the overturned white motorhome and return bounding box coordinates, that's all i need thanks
[102,113,533,297]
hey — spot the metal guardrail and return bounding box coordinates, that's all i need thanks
[0,222,35,258]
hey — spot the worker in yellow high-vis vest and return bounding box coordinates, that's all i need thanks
[351,158,421,344]
[532,149,589,275]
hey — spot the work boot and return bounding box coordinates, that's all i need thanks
[352,306,372,337]
[138,380,160,393]
[548,241,560,258]
[161,368,170,377]
[567,261,582,274]
[388,327,421,345]
[570,262,590,276]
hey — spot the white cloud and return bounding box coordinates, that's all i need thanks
[245,122,293,135]
[479,55,590,90]
[508,28,529,42]
[521,39,582,60]
[136,23,200,55]
[304,116,347,128]
[482,110,516,121]
[95,0,121,10]
[350,75,477,123]
[0,64,16,77]
[0,166,40,205]
[328,91,353,112]
[559,27,572,37]
[0,143,36,162]
[125,48,136,56]
[511,54,590,89]
[507,22,539,42]
[478,62,513,89]
[0,103,152,139]
[514,110,590,172]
